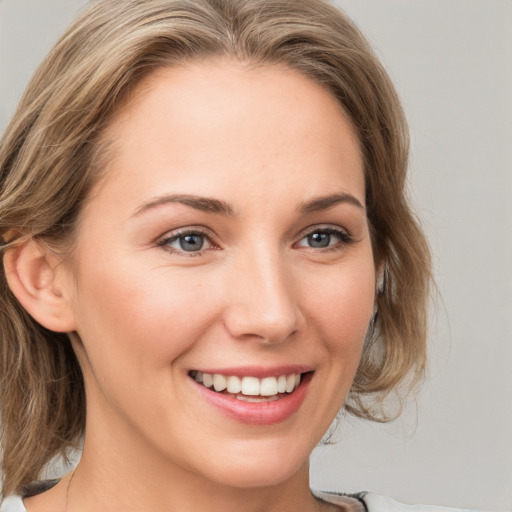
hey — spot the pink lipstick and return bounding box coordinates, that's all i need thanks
[188,368,313,425]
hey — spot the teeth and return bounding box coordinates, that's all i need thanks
[260,377,277,396]
[236,394,280,402]
[213,374,227,392]
[285,374,296,393]
[192,371,303,397]
[277,375,287,393]
[227,375,242,394]
[202,373,213,388]
[241,376,260,396]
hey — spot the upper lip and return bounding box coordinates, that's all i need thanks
[189,365,313,378]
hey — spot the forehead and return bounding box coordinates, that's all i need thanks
[91,59,365,211]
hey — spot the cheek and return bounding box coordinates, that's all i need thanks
[301,257,375,361]
[312,260,375,321]
[289,256,375,432]
[70,256,221,373]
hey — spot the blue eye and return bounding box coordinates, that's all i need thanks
[297,228,351,249]
[306,232,332,248]
[175,233,206,251]
[159,231,212,254]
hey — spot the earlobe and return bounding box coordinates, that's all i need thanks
[3,239,77,333]
[375,262,386,296]
[372,262,386,322]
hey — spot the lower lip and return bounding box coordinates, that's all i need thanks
[190,373,312,425]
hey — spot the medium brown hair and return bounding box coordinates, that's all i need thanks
[0,0,431,495]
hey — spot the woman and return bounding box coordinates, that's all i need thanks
[0,0,445,510]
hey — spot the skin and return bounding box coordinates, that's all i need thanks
[24,60,376,512]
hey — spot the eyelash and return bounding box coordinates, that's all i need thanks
[295,226,354,252]
[157,227,217,257]
[157,225,353,257]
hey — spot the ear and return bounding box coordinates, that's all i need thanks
[3,239,77,332]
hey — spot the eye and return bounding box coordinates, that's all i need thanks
[158,229,214,255]
[296,227,352,250]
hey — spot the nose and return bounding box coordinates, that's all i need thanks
[222,249,303,344]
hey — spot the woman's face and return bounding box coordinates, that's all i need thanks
[64,61,376,488]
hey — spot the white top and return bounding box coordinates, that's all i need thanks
[314,491,489,512]
[0,490,491,511]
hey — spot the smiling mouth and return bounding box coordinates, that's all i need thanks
[188,371,304,402]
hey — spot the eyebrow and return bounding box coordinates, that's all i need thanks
[132,191,364,218]
[299,193,365,214]
[132,193,235,217]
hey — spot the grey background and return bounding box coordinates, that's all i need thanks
[1,0,511,510]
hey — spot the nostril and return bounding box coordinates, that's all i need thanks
[223,304,303,344]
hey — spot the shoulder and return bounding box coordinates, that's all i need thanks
[1,479,59,512]
[314,490,493,512]
[0,495,27,512]
[362,493,491,512]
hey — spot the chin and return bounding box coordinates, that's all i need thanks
[207,462,306,490]
[190,437,312,489]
